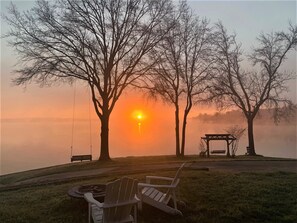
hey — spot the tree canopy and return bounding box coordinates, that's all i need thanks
[4,0,174,160]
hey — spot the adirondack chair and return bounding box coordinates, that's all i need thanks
[138,163,186,216]
[84,177,139,223]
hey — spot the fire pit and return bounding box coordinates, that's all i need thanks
[68,184,106,200]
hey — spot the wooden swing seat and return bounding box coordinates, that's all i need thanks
[210,150,226,154]
[71,154,92,162]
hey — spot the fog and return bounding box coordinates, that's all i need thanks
[1,116,296,175]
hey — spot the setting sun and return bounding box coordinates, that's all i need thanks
[131,110,148,135]
[132,110,146,121]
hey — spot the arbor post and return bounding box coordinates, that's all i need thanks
[226,139,230,157]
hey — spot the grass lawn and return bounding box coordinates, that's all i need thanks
[1,160,296,223]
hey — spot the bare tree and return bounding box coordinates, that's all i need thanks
[225,125,245,157]
[4,0,174,160]
[142,1,214,156]
[212,22,297,155]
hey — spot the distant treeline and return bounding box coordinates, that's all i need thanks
[193,108,296,125]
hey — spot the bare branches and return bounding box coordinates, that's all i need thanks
[251,23,297,74]
[140,1,214,156]
[212,22,296,118]
[4,0,174,113]
[146,1,214,106]
[4,0,175,160]
[250,24,297,115]
[211,22,296,154]
[211,22,249,114]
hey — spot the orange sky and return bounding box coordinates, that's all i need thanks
[1,0,295,122]
[1,77,215,118]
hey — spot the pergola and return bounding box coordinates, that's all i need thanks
[201,134,236,157]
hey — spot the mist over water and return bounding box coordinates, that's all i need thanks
[1,116,296,175]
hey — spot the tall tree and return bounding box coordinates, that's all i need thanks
[212,22,297,155]
[4,0,174,160]
[143,1,214,156]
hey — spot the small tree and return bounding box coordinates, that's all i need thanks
[212,22,297,155]
[198,138,207,157]
[4,0,174,160]
[225,125,245,157]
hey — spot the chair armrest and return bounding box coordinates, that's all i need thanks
[84,192,103,208]
[146,176,174,183]
[138,182,177,189]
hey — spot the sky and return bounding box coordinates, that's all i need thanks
[0,1,296,173]
[1,0,296,121]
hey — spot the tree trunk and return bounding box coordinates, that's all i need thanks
[99,104,111,161]
[175,104,181,156]
[247,117,256,156]
[180,110,189,157]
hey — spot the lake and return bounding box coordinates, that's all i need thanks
[1,117,296,175]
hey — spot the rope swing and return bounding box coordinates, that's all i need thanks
[70,82,93,162]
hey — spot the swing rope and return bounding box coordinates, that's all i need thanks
[88,87,93,156]
[70,82,93,161]
[70,82,76,158]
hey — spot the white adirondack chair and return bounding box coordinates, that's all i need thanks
[84,177,139,223]
[138,163,186,216]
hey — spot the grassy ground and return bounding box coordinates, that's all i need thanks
[1,160,296,223]
[0,155,289,186]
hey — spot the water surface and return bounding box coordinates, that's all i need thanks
[1,118,296,175]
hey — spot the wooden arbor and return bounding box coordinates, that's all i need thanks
[201,134,236,157]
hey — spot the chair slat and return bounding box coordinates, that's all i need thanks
[117,177,130,221]
[154,191,164,202]
[149,189,159,199]
[144,187,154,196]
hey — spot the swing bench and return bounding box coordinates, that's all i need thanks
[71,154,92,162]
[210,150,226,154]
[70,82,93,163]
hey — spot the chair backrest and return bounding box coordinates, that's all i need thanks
[103,177,138,222]
[171,162,186,186]
[162,163,186,203]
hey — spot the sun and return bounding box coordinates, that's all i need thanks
[137,114,143,120]
[132,110,146,121]
[131,110,145,134]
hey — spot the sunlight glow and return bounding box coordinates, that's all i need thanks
[132,110,146,121]
[131,110,146,135]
